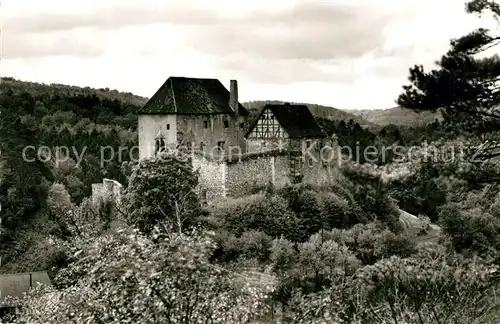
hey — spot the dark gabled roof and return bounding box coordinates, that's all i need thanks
[245,103,327,138]
[138,77,249,116]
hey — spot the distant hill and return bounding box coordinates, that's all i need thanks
[242,100,379,130]
[350,106,443,127]
[0,77,148,107]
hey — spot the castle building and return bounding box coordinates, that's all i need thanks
[137,77,249,160]
[138,77,339,203]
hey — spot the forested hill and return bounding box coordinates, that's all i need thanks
[351,106,443,127]
[0,77,143,266]
[0,77,148,107]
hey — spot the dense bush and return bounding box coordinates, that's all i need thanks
[341,167,402,231]
[123,151,201,234]
[211,193,299,240]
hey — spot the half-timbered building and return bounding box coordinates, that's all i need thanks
[244,103,331,182]
[245,103,327,153]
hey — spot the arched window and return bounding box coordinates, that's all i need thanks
[155,130,166,155]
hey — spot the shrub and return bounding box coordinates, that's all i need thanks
[293,254,500,324]
[14,228,273,323]
[238,230,273,262]
[123,151,201,234]
[439,202,500,258]
[328,223,418,265]
[212,194,299,240]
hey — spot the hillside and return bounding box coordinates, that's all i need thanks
[0,77,148,107]
[0,76,142,268]
[242,100,379,130]
[350,106,443,127]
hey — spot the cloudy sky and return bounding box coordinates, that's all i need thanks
[2,0,497,109]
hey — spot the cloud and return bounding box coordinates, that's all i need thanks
[5,1,391,62]
[217,54,342,84]
[185,2,393,61]
[5,2,224,34]
[3,29,108,59]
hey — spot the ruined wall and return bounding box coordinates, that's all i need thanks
[192,145,339,204]
[91,178,123,206]
[299,138,341,185]
[273,155,292,187]
[177,114,247,154]
[192,154,226,203]
[226,156,273,197]
[225,153,297,197]
[138,115,177,160]
[91,183,105,205]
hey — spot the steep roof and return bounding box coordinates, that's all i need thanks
[246,103,327,138]
[0,272,52,307]
[138,77,249,116]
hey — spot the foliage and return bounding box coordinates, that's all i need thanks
[0,78,140,264]
[397,0,500,132]
[388,161,448,221]
[341,166,402,231]
[329,223,418,265]
[211,193,300,241]
[123,151,201,234]
[293,249,500,324]
[438,187,500,260]
[13,227,273,323]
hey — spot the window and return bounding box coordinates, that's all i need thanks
[204,121,208,128]
[154,138,165,155]
[290,159,297,175]
[201,189,208,206]
[166,124,170,130]
[240,123,244,128]
[224,120,229,128]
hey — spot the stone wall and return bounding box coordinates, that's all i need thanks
[226,156,273,197]
[177,114,247,154]
[91,178,123,206]
[300,138,341,185]
[192,154,227,204]
[191,147,340,204]
[139,113,248,161]
[274,155,292,187]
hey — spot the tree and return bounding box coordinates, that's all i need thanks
[123,151,201,234]
[293,250,500,324]
[12,229,273,323]
[397,0,500,132]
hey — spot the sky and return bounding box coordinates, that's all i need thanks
[1,0,498,110]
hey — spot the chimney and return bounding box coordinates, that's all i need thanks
[230,80,238,115]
